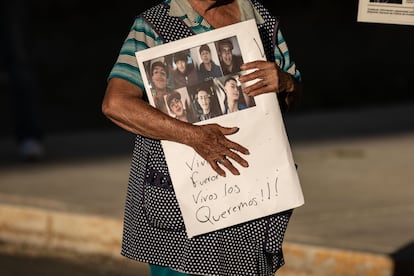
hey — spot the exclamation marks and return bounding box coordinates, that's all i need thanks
[260,172,279,201]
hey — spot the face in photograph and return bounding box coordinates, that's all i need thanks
[176,60,186,73]
[166,90,193,123]
[166,91,184,115]
[219,42,233,68]
[169,98,185,117]
[200,47,212,65]
[151,62,168,90]
[216,38,243,75]
[223,77,239,103]
[174,54,187,74]
[196,89,211,114]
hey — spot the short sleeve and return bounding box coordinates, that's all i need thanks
[108,17,163,90]
[273,29,301,82]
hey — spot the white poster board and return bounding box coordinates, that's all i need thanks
[136,19,304,238]
[357,0,414,25]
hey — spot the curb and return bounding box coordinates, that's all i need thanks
[0,204,394,276]
[279,243,393,276]
[0,204,122,258]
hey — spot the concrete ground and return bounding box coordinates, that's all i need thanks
[1,102,414,275]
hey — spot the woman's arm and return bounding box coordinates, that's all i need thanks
[102,77,250,176]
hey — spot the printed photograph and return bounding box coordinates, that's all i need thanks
[187,80,223,122]
[215,36,244,76]
[191,43,223,82]
[143,35,252,122]
[214,74,256,114]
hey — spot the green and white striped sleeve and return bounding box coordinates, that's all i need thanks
[108,17,163,90]
[274,29,301,82]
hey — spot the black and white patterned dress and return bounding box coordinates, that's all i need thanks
[119,1,294,275]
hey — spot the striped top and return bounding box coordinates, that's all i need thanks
[108,0,301,91]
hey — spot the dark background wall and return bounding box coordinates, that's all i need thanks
[1,0,413,137]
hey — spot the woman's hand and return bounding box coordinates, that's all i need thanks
[239,60,295,97]
[187,124,250,177]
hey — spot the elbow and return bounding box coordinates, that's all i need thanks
[101,97,110,118]
[102,78,142,124]
[101,93,117,120]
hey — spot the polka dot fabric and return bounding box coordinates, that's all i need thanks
[141,2,194,43]
[121,1,293,275]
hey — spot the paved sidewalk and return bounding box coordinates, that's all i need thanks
[1,103,414,275]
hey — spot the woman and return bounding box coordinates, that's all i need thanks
[102,0,301,275]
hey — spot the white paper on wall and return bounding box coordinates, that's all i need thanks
[357,0,414,25]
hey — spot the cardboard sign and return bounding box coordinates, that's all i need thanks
[136,19,304,238]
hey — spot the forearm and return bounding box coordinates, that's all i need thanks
[278,70,296,93]
[102,78,249,177]
[102,78,198,145]
[278,71,302,111]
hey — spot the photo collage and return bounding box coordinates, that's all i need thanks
[143,36,256,124]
